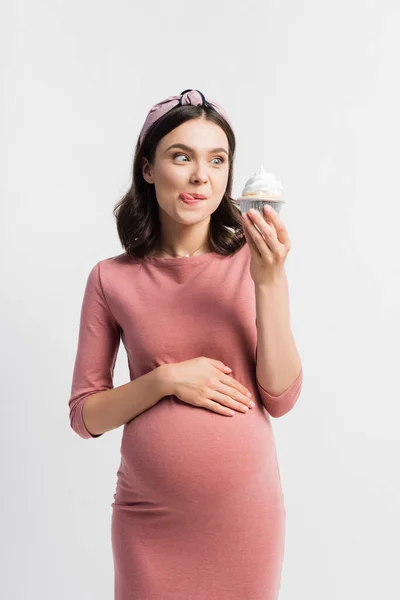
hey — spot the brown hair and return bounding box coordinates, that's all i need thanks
[113,103,246,260]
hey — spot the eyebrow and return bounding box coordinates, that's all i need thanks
[165,143,229,156]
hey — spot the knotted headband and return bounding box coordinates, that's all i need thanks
[138,88,233,145]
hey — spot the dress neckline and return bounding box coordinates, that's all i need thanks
[126,243,248,268]
[136,250,220,268]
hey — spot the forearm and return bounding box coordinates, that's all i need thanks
[81,365,170,437]
[255,275,302,396]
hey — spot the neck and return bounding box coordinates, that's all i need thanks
[155,240,210,258]
[154,211,212,258]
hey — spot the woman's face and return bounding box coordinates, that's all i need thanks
[141,118,230,224]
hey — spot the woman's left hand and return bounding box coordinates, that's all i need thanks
[242,205,291,286]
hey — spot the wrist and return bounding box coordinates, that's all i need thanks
[154,364,174,397]
[255,275,285,291]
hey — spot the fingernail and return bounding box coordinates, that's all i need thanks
[249,401,255,408]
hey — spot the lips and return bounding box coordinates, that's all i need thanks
[180,193,206,200]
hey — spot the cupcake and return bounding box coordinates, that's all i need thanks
[237,165,286,217]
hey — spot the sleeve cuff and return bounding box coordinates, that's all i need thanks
[256,366,303,418]
[70,396,103,439]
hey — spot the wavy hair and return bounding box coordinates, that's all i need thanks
[113,103,246,260]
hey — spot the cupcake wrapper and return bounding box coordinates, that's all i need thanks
[238,198,284,216]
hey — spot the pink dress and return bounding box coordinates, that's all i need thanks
[68,243,303,600]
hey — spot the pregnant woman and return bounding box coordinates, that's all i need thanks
[68,88,304,600]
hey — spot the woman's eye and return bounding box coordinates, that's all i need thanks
[173,153,225,165]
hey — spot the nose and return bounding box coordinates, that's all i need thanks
[190,167,208,184]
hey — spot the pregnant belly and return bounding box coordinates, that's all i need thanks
[114,395,283,510]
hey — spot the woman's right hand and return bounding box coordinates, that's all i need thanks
[162,356,255,416]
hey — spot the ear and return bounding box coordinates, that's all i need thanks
[141,157,153,184]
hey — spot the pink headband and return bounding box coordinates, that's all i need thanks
[139,88,233,145]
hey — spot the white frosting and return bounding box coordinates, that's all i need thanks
[239,165,284,199]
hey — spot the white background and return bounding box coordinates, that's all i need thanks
[1,1,399,598]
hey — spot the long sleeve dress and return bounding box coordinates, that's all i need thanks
[68,242,303,600]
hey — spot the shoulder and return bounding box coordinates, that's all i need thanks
[92,252,137,293]
[97,252,131,272]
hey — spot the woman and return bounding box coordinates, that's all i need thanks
[68,88,303,600]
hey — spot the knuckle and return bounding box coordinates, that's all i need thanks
[199,385,208,398]
[205,377,216,389]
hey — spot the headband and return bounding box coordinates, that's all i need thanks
[138,88,233,145]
